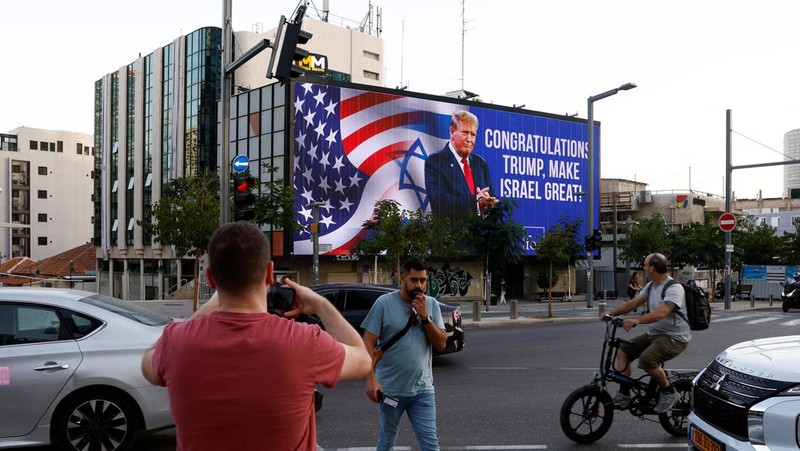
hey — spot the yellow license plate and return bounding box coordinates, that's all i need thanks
[690,425,724,451]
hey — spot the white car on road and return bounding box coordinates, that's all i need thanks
[688,335,800,451]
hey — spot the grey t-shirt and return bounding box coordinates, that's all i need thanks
[642,277,691,342]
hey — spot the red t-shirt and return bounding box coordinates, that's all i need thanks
[151,311,345,450]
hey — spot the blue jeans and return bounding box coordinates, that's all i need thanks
[377,392,439,451]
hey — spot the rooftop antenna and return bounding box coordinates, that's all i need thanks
[460,1,473,90]
[322,0,329,22]
[400,18,405,88]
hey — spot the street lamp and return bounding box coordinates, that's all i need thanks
[309,201,325,286]
[586,82,637,309]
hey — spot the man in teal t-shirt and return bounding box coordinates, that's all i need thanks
[362,258,447,451]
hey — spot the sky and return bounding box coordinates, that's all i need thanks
[3,0,800,200]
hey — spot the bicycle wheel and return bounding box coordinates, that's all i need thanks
[560,385,614,444]
[658,378,691,436]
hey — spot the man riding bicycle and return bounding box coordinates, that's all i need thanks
[602,253,690,413]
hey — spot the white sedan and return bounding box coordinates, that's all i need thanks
[0,287,174,451]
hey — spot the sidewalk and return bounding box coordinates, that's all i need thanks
[452,296,783,328]
[131,296,782,329]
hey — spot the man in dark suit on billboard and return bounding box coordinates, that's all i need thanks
[425,110,497,225]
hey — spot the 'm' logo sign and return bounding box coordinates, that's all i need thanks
[298,54,327,73]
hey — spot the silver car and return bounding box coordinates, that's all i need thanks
[0,287,174,450]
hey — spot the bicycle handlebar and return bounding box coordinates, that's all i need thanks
[602,314,627,328]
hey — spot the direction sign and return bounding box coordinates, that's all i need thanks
[719,212,736,232]
[232,155,249,173]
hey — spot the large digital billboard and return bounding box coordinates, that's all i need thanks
[291,81,597,256]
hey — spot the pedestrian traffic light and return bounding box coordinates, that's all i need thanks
[272,5,313,81]
[233,176,256,222]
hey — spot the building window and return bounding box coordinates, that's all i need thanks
[37,190,47,199]
[30,140,38,150]
[38,213,47,222]
[77,143,83,154]
[57,141,63,152]
[38,237,48,246]
[363,50,380,61]
[49,142,55,152]
[38,166,47,175]
[363,70,379,81]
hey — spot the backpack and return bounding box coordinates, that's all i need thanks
[661,279,711,331]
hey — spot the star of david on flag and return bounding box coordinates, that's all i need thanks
[292,82,459,255]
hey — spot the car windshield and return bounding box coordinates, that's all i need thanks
[79,294,173,326]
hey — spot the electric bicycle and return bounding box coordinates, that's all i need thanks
[559,315,696,444]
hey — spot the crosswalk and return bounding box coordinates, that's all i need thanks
[712,313,800,326]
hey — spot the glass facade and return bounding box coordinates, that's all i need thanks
[184,28,221,175]
[93,80,102,244]
[110,72,119,247]
[161,43,174,190]
[126,65,136,245]
[229,82,289,254]
[143,54,153,244]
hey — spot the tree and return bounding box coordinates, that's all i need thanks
[355,200,464,276]
[463,199,528,309]
[139,170,220,312]
[535,218,582,317]
[619,214,670,265]
[252,163,301,233]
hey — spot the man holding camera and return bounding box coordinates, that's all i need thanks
[362,258,448,450]
[141,221,370,450]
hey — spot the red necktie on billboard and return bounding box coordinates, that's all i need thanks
[462,157,475,195]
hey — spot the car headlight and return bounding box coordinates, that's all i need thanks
[747,409,765,446]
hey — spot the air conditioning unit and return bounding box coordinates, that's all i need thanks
[639,191,653,204]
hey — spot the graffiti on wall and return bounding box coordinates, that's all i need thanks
[427,263,473,298]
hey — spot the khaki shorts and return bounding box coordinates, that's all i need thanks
[620,333,688,371]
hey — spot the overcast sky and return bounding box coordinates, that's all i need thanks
[3,0,799,200]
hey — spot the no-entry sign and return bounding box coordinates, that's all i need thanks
[719,212,736,232]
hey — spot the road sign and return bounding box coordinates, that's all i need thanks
[726,244,734,253]
[719,212,736,232]
[232,155,249,173]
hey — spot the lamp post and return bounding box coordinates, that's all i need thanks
[586,82,637,308]
[309,201,325,286]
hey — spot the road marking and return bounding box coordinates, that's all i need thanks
[618,445,686,448]
[470,367,528,370]
[443,446,547,450]
[746,317,782,324]
[710,315,756,322]
[779,318,800,326]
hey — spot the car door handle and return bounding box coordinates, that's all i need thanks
[34,363,70,371]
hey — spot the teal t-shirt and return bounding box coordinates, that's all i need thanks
[361,291,444,397]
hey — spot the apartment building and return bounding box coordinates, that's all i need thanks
[0,127,94,261]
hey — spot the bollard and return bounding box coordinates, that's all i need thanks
[473,301,481,322]
[769,294,773,307]
[510,299,518,319]
[598,300,606,316]
[750,296,755,308]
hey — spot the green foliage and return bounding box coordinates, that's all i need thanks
[251,163,301,233]
[139,170,220,258]
[619,214,670,265]
[463,199,527,270]
[355,200,465,272]
[535,218,582,268]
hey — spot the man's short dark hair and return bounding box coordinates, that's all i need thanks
[649,254,668,274]
[207,221,270,295]
[402,257,427,274]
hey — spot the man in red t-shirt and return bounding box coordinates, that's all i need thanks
[142,222,371,450]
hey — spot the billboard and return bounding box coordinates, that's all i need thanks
[291,81,597,256]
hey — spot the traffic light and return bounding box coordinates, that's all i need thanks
[584,234,593,252]
[233,176,256,222]
[273,5,313,80]
[591,229,603,251]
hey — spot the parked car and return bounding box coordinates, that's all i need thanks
[0,287,174,451]
[688,335,800,451]
[309,283,465,356]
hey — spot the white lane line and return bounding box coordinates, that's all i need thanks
[618,444,686,448]
[746,317,781,324]
[779,318,800,326]
[470,367,529,370]
[710,315,756,322]
[443,446,547,450]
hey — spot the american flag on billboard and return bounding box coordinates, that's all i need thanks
[293,82,460,255]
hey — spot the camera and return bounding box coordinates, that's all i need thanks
[267,284,295,311]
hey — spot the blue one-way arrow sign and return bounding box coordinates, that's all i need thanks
[232,155,249,173]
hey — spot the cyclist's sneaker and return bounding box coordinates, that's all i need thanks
[654,388,677,413]
[612,392,631,408]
